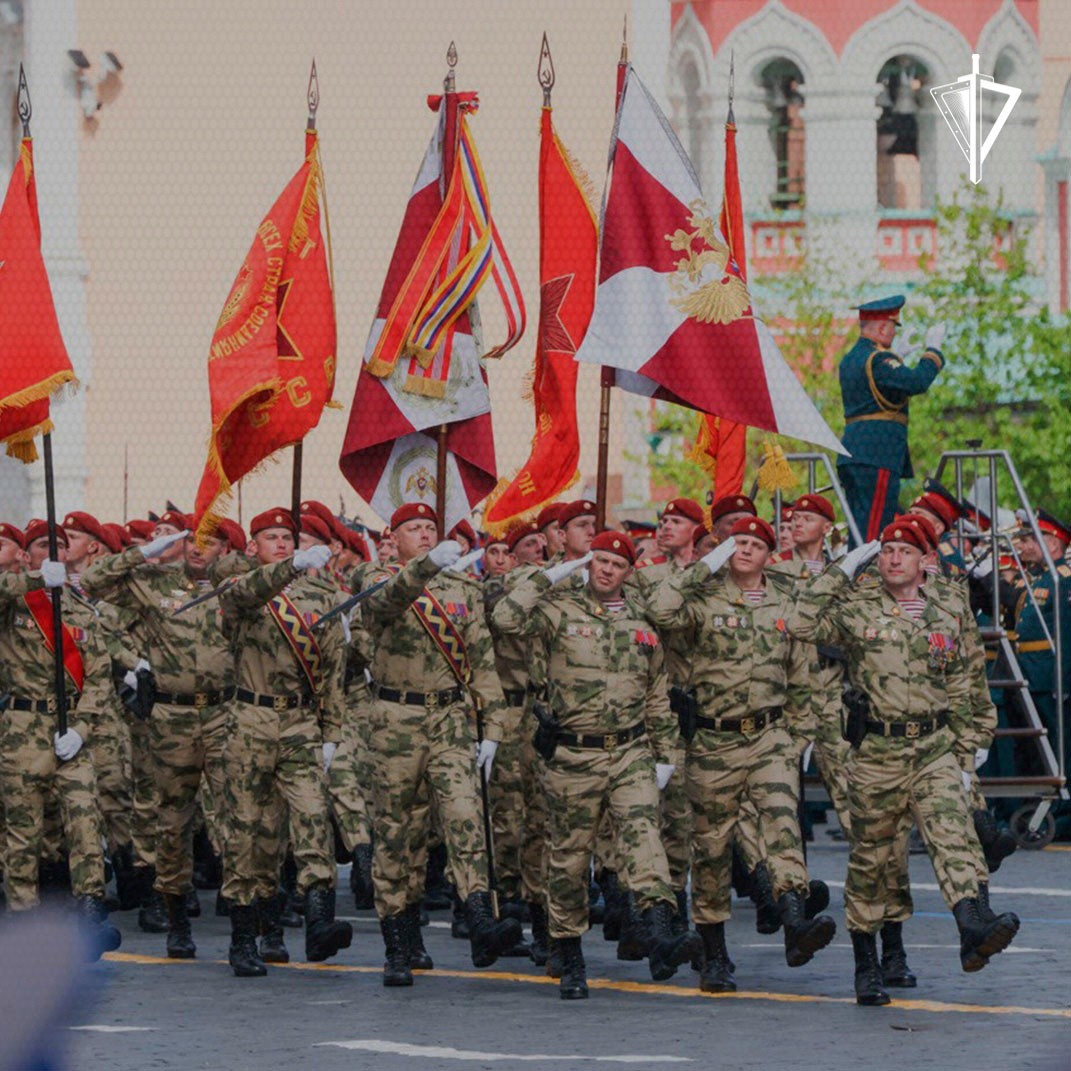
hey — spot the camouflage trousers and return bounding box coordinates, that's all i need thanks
[368,697,488,918]
[88,703,132,854]
[518,732,549,902]
[221,700,335,907]
[150,700,230,895]
[660,762,692,892]
[544,737,674,939]
[813,709,853,836]
[489,720,526,902]
[688,724,808,924]
[845,728,978,933]
[127,715,158,868]
[0,711,105,908]
[328,684,375,852]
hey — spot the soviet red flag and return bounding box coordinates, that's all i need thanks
[193,129,336,540]
[0,138,76,462]
[484,107,595,525]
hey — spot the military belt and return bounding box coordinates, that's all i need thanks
[235,688,313,711]
[845,412,908,427]
[9,695,75,714]
[375,684,464,708]
[503,688,526,707]
[155,687,235,709]
[694,707,783,734]
[556,722,646,750]
[864,711,948,739]
[1018,639,1052,653]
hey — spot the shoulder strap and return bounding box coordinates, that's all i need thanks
[410,588,472,688]
[24,588,85,695]
[266,591,323,693]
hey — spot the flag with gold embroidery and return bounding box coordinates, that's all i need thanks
[193,128,336,541]
[339,84,525,532]
[0,137,76,463]
[484,106,594,525]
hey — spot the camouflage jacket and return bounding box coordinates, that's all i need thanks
[220,558,347,741]
[359,555,508,742]
[490,571,678,763]
[629,554,692,686]
[789,569,983,759]
[82,546,233,694]
[646,567,811,733]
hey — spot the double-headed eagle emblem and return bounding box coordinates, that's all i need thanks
[665,200,750,325]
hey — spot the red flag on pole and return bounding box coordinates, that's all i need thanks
[0,138,76,462]
[193,129,336,541]
[484,107,595,525]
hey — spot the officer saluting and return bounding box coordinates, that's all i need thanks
[837,296,946,543]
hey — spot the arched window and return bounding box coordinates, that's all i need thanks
[876,55,930,209]
[761,58,805,210]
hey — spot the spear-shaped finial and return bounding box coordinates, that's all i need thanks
[307,59,320,128]
[539,32,555,106]
[620,13,628,63]
[445,40,458,93]
[17,63,31,137]
[728,50,735,124]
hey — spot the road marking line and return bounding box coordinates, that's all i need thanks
[316,1040,692,1062]
[824,880,1071,898]
[70,1026,155,1033]
[101,952,1071,1019]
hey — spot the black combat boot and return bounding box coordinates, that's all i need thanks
[805,879,830,919]
[644,900,702,982]
[616,893,647,961]
[974,810,1017,873]
[953,896,1019,972]
[405,902,434,970]
[164,892,196,959]
[304,885,353,963]
[750,862,782,934]
[76,895,122,961]
[598,869,624,941]
[527,900,549,966]
[350,843,374,910]
[450,890,470,939]
[283,854,305,918]
[186,888,201,918]
[421,842,453,910]
[215,890,232,917]
[465,890,523,968]
[779,888,836,967]
[495,896,531,957]
[696,923,736,993]
[879,921,916,987]
[111,843,139,910]
[380,913,413,986]
[228,904,267,977]
[558,936,588,1000]
[546,937,563,978]
[851,930,891,1006]
[257,892,290,964]
[730,843,753,898]
[192,826,223,889]
[137,870,169,934]
[977,881,998,922]
[671,888,689,937]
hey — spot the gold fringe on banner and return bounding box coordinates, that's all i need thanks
[756,439,797,494]
[2,418,53,463]
[403,374,446,399]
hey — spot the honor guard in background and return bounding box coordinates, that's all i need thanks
[219,508,352,978]
[359,503,521,988]
[492,532,700,1000]
[791,523,1019,1007]
[837,296,945,543]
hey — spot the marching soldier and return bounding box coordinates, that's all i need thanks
[556,500,596,562]
[358,503,521,987]
[836,295,945,543]
[218,508,353,977]
[791,524,1019,1006]
[708,494,757,544]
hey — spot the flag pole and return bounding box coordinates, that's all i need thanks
[595,22,629,530]
[18,68,69,738]
[122,442,129,519]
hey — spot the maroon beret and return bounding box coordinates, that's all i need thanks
[63,511,105,543]
[390,502,438,530]
[24,519,68,548]
[729,515,776,549]
[710,495,757,525]
[559,499,597,526]
[661,498,703,524]
[250,508,298,537]
[591,530,636,564]
[792,494,835,522]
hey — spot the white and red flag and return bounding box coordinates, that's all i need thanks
[339,88,525,531]
[575,65,844,455]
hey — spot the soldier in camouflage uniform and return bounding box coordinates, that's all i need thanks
[219,508,352,977]
[0,532,120,957]
[0,523,27,881]
[647,516,836,993]
[791,521,1020,1006]
[82,521,235,960]
[492,531,700,1000]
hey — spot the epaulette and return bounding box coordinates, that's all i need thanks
[636,555,667,569]
[770,549,793,563]
[1058,564,1071,579]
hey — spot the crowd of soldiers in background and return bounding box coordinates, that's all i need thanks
[0,475,1067,1004]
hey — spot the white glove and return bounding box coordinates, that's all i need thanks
[655,763,675,790]
[837,539,881,578]
[139,529,189,559]
[447,547,485,573]
[543,552,592,585]
[975,748,989,770]
[293,544,331,571]
[427,539,463,570]
[41,559,67,589]
[961,769,972,793]
[340,612,352,645]
[924,323,946,351]
[802,743,814,770]
[970,555,994,579]
[54,728,84,761]
[700,536,736,575]
[322,741,337,772]
[122,658,151,690]
[476,739,498,777]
